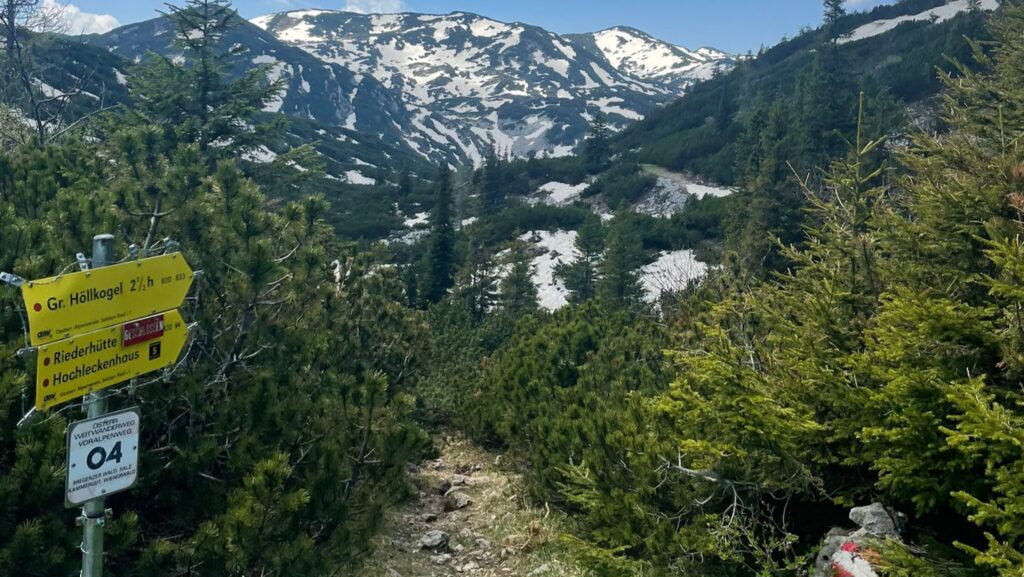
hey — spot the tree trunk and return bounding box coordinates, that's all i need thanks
[3,1,15,53]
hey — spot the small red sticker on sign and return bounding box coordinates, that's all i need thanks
[123,315,165,347]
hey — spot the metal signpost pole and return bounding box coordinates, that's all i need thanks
[82,233,114,577]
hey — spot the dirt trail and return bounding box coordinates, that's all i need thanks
[359,435,588,577]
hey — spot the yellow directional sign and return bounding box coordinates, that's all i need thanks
[35,310,189,411]
[22,254,193,346]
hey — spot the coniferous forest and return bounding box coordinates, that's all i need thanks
[4,0,1024,576]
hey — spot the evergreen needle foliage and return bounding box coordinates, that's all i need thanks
[421,4,1024,576]
[0,3,429,574]
[7,2,1024,577]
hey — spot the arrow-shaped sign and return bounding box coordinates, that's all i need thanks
[22,253,193,346]
[35,310,189,411]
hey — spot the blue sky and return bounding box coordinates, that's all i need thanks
[65,0,894,53]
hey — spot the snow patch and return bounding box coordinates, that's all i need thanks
[34,80,65,98]
[589,62,619,87]
[249,14,274,30]
[518,232,709,308]
[470,18,509,38]
[591,96,643,121]
[243,145,278,163]
[345,170,376,186]
[549,144,575,157]
[542,57,570,78]
[641,250,707,302]
[686,182,732,199]
[520,230,579,311]
[404,211,429,228]
[536,181,588,205]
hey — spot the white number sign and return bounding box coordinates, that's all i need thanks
[66,407,141,507]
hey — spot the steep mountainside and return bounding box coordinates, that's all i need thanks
[839,0,999,43]
[615,0,1000,184]
[243,10,734,164]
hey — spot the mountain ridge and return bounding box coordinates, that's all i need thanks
[84,8,734,166]
[241,9,734,164]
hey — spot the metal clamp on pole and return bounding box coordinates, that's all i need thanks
[0,271,24,287]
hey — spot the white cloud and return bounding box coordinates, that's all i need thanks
[342,0,407,14]
[43,0,119,35]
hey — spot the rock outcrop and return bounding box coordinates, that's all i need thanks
[814,503,903,577]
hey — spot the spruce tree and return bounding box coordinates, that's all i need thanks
[598,220,644,308]
[481,147,506,211]
[403,260,419,308]
[823,0,846,42]
[500,238,539,316]
[556,219,604,304]
[423,165,457,304]
[584,114,611,174]
[727,97,806,272]
[859,6,1024,565]
[454,230,498,319]
[131,0,286,159]
[398,168,414,198]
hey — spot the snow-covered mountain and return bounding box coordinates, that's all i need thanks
[89,10,731,165]
[247,10,733,164]
[570,27,734,93]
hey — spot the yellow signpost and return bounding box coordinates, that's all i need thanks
[21,253,194,346]
[34,310,189,411]
[5,236,196,577]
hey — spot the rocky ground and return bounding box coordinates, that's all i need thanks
[358,435,588,577]
[634,164,733,218]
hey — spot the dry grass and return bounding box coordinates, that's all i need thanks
[357,434,591,577]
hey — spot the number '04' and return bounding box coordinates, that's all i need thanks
[86,442,123,470]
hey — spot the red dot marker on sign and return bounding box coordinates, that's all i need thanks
[43,378,50,387]
[43,358,50,366]
[33,303,41,312]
